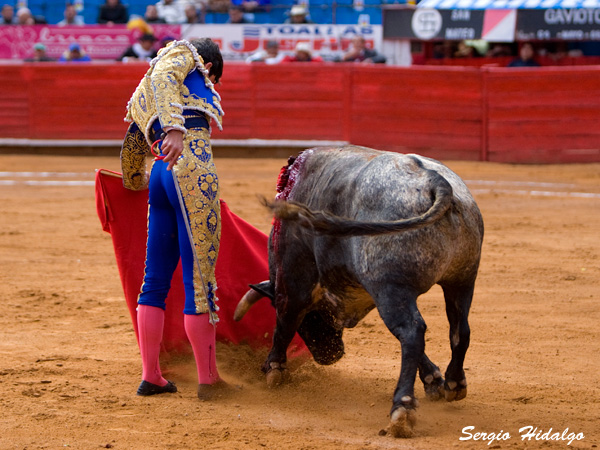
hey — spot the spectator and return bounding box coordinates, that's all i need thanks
[486,43,512,58]
[342,35,386,64]
[227,4,253,23]
[284,5,313,24]
[118,33,158,62]
[246,39,285,64]
[16,7,34,24]
[507,42,540,67]
[58,3,85,26]
[160,35,176,49]
[144,4,166,23]
[232,0,269,13]
[24,43,55,62]
[454,40,476,58]
[207,0,229,13]
[184,3,203,23]
[539,41,569,61]
[59,42,92,62]
[156,0,185,24]
[188,0,208,14]
[126,16,153,35]
[281,41,322,63]
[97,0,128,24]
[16,7,46,24]
[0,4,16,24]
[432,41,455,59]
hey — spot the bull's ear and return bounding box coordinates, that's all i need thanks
[249,281,274,300]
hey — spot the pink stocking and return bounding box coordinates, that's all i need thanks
[184,313,220,385]
[137,304,168,386]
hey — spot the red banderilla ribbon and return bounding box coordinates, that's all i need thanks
[151,139,165,160]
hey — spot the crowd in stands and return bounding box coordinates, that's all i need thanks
[18,32,386,65]
[20,41,93,62]
[1,0,391,64]
[4,0,600,66]
[1,3,46,24]
[0,0,344,26]
[427,39,600,66]
[0,0,387,26]
[244,36,386,63]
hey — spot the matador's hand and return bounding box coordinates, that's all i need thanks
[161,129,184,171]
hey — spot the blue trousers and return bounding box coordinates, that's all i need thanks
[137,159,199,315]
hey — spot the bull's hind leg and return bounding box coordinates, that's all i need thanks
[419,353,445,401]
[441,283,475,402]
[373,286,425,438]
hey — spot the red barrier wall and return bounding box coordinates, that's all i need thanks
[348,66,483,161]
[0,63,147,141]
[484,66,600,163]
[1,62,599,163]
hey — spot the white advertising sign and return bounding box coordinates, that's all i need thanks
[182,24,383,61]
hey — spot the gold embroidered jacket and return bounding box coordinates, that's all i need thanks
[124,40,224,146]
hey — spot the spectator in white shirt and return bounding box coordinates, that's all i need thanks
[156,0,186,24]
[58,3,85,25]
[246,40,285,64]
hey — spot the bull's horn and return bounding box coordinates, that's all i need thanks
[233,287,266,321]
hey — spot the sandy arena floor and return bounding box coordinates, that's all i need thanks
[0,153,598,450]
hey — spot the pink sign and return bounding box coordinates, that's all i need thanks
[0,25,181,60]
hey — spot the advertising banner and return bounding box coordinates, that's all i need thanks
[0,25,181,60]
[0,24,382,62]
[382,7,516,42]
[182,24,383,61]
[516,8,600,40]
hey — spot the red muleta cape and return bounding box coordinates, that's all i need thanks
[95,168,306,356]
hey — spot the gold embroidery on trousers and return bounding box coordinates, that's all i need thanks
[173,127,221,320]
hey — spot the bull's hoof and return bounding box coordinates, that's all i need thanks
[265,362,289,388]
[444,379,467,402]
[387,407,417,438]
[423,371,445,401]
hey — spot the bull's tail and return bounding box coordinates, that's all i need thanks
[264,182,453,237]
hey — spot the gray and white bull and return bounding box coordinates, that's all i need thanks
[234,146,484,437]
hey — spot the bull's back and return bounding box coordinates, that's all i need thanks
[287,146,484,290]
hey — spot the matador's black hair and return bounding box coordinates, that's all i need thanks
[191,38,223,84]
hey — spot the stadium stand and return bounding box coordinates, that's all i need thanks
[20,0,402,25]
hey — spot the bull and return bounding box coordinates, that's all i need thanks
[234,146,484,437]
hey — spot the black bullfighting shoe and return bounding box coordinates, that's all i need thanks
[136,380,177,396]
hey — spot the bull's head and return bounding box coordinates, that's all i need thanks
[296,309,344,365]
[234,281,345,365]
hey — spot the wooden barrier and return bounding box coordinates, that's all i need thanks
[484,66,600,163]
[424,56,600,68]
[0,63,147,142]
[1,62,599,163]
[348,65,483,161]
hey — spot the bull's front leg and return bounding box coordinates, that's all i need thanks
[262,305,305,388]
[374,286,425,438]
